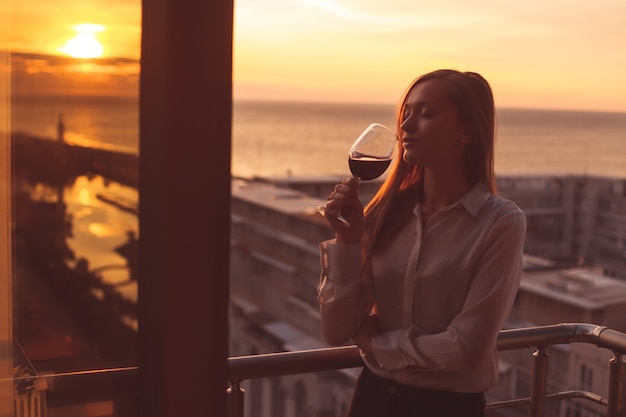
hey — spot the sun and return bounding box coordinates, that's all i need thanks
[58,23,106,59]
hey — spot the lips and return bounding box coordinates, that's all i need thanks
[402,137,418,147]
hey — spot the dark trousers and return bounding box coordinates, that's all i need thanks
[346,367,485,417]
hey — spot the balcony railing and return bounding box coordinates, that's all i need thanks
[227,323,626,417]
[8,323,626,416]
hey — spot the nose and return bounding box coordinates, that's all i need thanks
[400,114,417,134]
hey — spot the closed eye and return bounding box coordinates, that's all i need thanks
[402,109,412,124]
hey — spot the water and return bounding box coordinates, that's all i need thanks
[10,95,626,179]
[496,108,626,178]
[11,95,139,154]
[64,175,138,303]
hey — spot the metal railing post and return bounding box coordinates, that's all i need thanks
[607,353,626,417]
[227,380,245,417]
[529,347,549,417]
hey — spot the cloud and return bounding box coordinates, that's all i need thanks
[9,51,139,97]
[12,51,138,68]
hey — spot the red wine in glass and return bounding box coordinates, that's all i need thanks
[348,155,392,181]
[318,123,397,227]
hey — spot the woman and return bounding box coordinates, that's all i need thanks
[318,69,526,417]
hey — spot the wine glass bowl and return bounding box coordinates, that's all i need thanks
[318,123,397,226]
[348,123,398,180]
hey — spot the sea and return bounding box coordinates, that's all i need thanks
[6,95,626,323]
[10,94,626,180]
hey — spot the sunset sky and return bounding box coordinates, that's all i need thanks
[3,0,626,111]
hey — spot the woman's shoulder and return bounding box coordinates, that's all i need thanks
[485,193,527,227]
[465,183,525,220]
[489,192,521,209]
[463,183,521,215]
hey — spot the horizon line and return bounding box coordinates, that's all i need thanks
[9,92,626,115]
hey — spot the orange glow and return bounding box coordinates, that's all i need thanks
[58,23,106,59]
[4,1,624,111]
[78,187,92,205]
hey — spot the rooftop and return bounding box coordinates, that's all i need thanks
[232,178,324,216]
[521,266,626,309]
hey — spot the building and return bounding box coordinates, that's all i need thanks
[229,174,626,417]
[229,178,354,417]
[497,175,626,279]
[494,263,626,417]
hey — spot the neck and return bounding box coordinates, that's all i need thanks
[421,167,472,213]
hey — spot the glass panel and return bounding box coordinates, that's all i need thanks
[1,7,13,412]
[5,1,141,415]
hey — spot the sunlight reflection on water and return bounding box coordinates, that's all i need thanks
[64,176,138,291]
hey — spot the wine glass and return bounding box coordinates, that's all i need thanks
[318,123,398,226]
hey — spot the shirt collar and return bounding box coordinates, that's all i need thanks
[458,183,492,216]
[412,182,493,217]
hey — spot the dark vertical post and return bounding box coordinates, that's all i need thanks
[227,381,246,417]
[139,0,233,416]
[607,353,626,417]
[529,348,549,417]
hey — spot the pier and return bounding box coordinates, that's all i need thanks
[12,132,139,189]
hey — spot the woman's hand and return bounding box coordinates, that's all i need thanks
[323,176,364,243]
[352,314,382,355]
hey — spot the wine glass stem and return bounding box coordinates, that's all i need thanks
[317,206,350,227]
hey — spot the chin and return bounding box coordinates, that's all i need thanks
[402,153,423,166]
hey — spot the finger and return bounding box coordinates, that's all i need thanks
[334,183,358,199]
[325,199,341,212]
[342,176,360,186]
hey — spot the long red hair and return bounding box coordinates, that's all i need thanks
[362,69,498,257]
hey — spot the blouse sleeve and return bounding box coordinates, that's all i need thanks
[370,205,527,372]
[318,240,373,345]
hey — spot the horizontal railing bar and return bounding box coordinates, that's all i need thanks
[497,323,626,353]
[485,396,530,410]
[228,323,626,381]
[228,345,362,381]
[496,324,571,350]
[2,366,139,383]
[486,390,607,411]
[551,390,608,406]
[597,328,626,352]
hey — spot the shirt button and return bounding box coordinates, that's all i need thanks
[387,385,397,395]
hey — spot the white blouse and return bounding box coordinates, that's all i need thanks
[318,183,527,393]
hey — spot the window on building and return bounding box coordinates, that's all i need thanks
[565,404,583,417]
[271,378,285,417]
[514,370,531,399]
[537,195,564,208]
[250,378,263,417]
[294,380,308,417]
[580,364,593,392]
